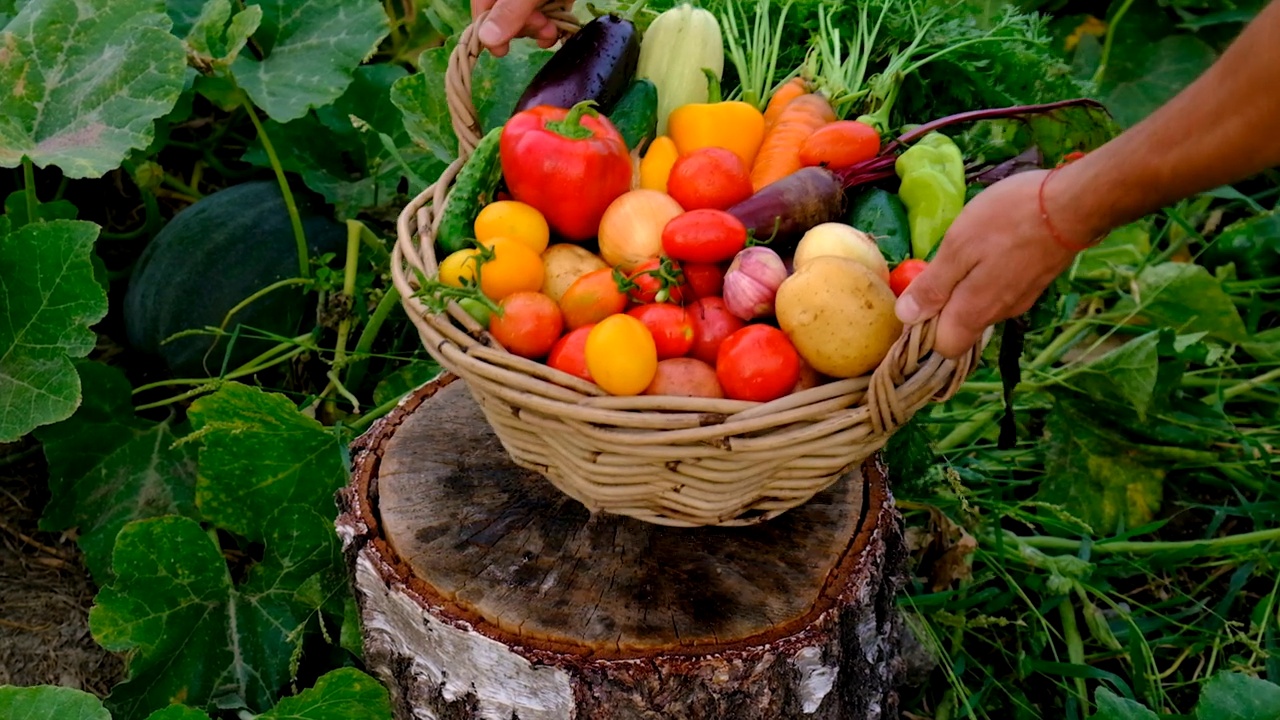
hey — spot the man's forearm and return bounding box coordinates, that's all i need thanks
[1051,0,1280,240]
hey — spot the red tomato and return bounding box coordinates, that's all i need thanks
[687,297,745,366]
[665,148,754,211]
[888,259,929,297]
[489,291,564,359]
[627,303,694,359]
[715,325,802,403]
[559,267,629,329]
[547,324,594,382]
[662,209,748,264]
[626,256,685,305]
[681,262,726,300]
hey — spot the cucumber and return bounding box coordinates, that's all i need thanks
[607,79,658,152]
[847,187,912,265]
[437,126,505,255]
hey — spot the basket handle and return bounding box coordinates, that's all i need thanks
[444,0,582,159]
[866,317,993,437]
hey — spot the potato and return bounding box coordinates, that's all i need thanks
[792,222,890,284]
[644,358,724,398]
[774,255,902,378]
[541,243,607,303]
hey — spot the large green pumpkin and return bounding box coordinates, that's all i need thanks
[124,181,347,377]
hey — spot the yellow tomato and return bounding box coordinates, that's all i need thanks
[474,201,550,254]
[584,314,658,396]
[477,238,545,301]
[438,248,481,288]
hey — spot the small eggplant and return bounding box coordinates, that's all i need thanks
[513,13,641,115]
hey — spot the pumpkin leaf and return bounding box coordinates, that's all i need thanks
[145,707,214,720]
[0,0,187,178]
[90,508,342,718]
[187,382,348,543]
[257,668,393,720]
[229,0,391,123]
[373,360,442,407]
[1063,332,1160,421]
[34,361,199,583]
[165,0,209,37]
[1194,671,1280,720]
[0,685,110,720]
[0,219,109,443]
[4,189,79,228]
[1098,34,1217,128]
[1092,687,1159,720]
[1113,262,1249,344]
[184,0,263,66]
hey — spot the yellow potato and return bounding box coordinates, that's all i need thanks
[540,243,608,303]
[774,255,903,378]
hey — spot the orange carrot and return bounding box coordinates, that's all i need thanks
[749,93,836,192]
[762,77,810,132]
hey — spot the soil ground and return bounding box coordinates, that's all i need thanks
[0,438,123,697]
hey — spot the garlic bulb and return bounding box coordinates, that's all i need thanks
[722,246,788,320]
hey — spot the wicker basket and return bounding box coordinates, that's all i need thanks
[391,2,991,528]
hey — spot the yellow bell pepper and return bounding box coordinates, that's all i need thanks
[639,136,679,193]
[666,71,765,169]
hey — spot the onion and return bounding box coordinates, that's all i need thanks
[597,189,684,272]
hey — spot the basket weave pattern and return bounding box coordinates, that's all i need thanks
[391,3,989,527]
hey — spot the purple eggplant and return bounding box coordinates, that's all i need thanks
[513,13,640,115]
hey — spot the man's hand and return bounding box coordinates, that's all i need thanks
[472,0,565,57]
[893,170,1093,358]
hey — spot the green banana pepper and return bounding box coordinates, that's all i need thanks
[895,132,967,260]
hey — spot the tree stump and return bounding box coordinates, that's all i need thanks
[337,373,908,720]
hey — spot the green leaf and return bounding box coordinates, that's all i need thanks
[187,383,348,542]
[0,0,187,178]
[1200,210,1280,280]
[90,508,342,718]
[1073,222,1151,280]
[34,361,198,582]
[1113,262,1249,344]
[229,0,391,122]
[185,0,263,66]
[0,219,109,443]
[165,0,209,37]
[4,189,78,228]
[1195,671,1280,720]
[1242,327,1280,363]
[1099,34,1218,128]
[392,37,552,164]
[258,668,392,720]
[144,706,214,720]
[1092,687,1158,720]
[373,360,442,406]
[243,64,445,217]
[0,685,110,720]
[1035,395,1166,535]
[1065,332,1160,421]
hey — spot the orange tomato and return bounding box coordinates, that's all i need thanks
[489,291,564,359]
[477,238,544,301]
[558,267,629,330]
[584,314,658,396]
[798,120,881,169]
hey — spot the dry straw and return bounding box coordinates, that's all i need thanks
[391,1,989,527]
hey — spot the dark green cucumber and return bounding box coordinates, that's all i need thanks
[607,79,658,152]
[847,187,912,265]
[437,126,505,255]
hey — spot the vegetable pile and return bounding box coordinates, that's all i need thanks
[420,0,1105,405]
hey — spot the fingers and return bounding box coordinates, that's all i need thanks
[894,242,971,326]
[478,0,547,56]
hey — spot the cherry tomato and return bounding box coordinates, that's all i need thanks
[627,303,694,360]
[489,291,563,359]
[661,209,748,264]
[439,248,481,288]
[585,314,658,396]
[681,262,726,300]
[687,297,746,366]
[477,237,545,301]
[626,256,685,305]
[888,259,929,297]
[558,267,629,329]
[547,324,594,382]
[665,148,754,211]
[797,121,881,169]
[716,325,802,403]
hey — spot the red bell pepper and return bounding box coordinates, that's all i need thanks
[499,100,633,242]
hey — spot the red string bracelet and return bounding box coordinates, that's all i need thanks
[1038,156,1100,254]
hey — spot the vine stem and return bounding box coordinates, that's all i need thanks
[343,284,401,392]
[1058,598,1089,715]
[240,93,310,279]
[320,221,364,414]
[1092,0,1136,87]
[22,156,37,223]
[1010,526,1280,555]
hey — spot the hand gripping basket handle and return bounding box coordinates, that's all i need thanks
[444,0,582,159]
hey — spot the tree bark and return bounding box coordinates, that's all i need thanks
[337,373,907,720]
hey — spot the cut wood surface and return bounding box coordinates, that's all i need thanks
[338,373,907,719]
